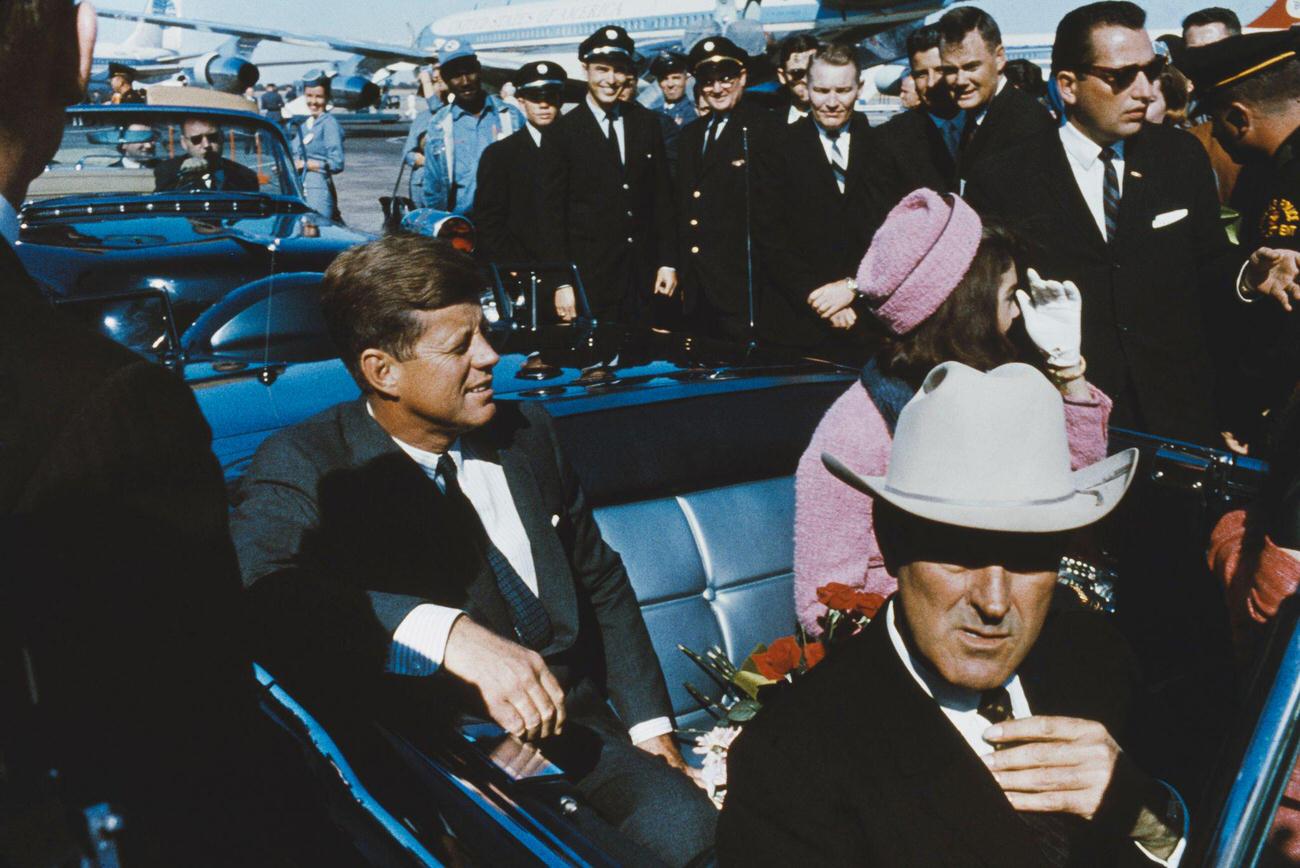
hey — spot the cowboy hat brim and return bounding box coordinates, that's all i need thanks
[821,447,1139,534]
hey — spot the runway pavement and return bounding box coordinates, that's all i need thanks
[332,131,409,236]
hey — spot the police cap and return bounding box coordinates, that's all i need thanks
[649,51,687,79]
[1183,27,1300,96]
[687,36,747,73]
[108,62,139,80]
[579,25,635,63]
[513,61,566,96]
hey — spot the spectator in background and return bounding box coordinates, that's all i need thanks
[1146,64,1190,127]
[937,6,1056,189]
[402,59,448,208]
[259,82,285,120]
[774,32,820,124]
[898,71,920,109]
[1184,8,1246,204]
[108,61,144,104]
[1003,58,1047,101]
[792,190,1112,634]
[292,76,345,221]
[650,51,696,128]
[694,77,711,118]
[1183,6,1241,49]
[423,42,523,215]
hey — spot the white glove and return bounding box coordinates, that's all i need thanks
[1016,268,1082,368]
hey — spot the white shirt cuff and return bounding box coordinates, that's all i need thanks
[1134,781,1188,866]
[385,604,463,677]
[627,716,674,745]
[1236,259,1256,303]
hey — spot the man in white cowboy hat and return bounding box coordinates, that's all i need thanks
[718,362,1189,867]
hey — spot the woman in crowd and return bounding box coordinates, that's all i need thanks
[1146,65,1191,128]
[794,188,1112,633]
[292,76,345,222]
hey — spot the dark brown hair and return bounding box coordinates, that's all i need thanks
[320,234,483,389]
[0,0,81,128]
[876,220,1025,387]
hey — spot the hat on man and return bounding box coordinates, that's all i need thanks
[108,62,138,80]
[856,188,983,336]
[824,362,1138,533]
[580,25,635,63]
[513,61,567,95]
[687,36,748,72]
[1183,27,1300,96]
[649,51,687,79]
[439,40,479,77]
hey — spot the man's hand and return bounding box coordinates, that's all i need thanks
[654,267,678,297]
[1245,247,1300,311]
[983,716,1181,859]
[442,617,567,742]
[807,279,856,319]
[294,158,306,172]
[830,307,857,330]
[555,285,577,322]
[636,733,706,789]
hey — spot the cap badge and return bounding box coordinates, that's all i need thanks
[606,28,617,39]
[538,63,548,73]
[444,39,460,52]
[704,40,715,50]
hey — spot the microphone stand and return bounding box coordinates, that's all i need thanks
[741,124,757,346]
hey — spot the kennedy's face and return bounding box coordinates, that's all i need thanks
[939,30,1005,111]
[585,60,632,109]
[660,71,687,102]
[897,524,1063,691]
[182,118,222,163]
[808,59,860,132]
[388,302,499,438]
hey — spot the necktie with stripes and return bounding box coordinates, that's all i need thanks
[436,454,554,650]
[828,132,847,194]
[1099,145,1120,244]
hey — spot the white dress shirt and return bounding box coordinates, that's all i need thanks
[380,410,671,744]
[815,123,851,193]
[588,93,625,164]
[787,104,808,125]
[885,601,1185,866]
[0,195,19,247]
[1059,120,1126,241]
[702,114,729,153]
[968,74,1008,130]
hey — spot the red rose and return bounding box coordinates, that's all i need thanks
[816,582,862,612]
[752,636,826,679]
[852,592,886,619]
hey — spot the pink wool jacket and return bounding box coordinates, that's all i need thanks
[794,380,1113,634]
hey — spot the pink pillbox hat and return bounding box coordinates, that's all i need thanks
[856,188,984,336]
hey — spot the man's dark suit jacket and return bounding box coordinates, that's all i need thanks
[718,600,1156,867]
[754,113,880,353]
[868,107,959,215]
[538,99,676,324]
[153,155,261,192]
[675,101,780,333]
[472,127,544,264]
[957,83,1056,186]
[966,124,1234,444]
[230,398,673,730]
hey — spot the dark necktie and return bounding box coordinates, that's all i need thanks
[704,115,724,156]
[1099,145,1121,245]
[606,109,623,169]
[436,454,554,651]
[959,110,979,153]
[977,687,1072,867]
[827,130,847,194]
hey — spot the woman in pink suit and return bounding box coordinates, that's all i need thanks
[794,189,1112,634]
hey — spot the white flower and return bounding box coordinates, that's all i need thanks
[693,724,741,756]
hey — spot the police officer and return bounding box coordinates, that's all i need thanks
[538,25,677,325]
[473,61,566,263]
[650,51,696,127]
[676,36,778,341]
[108,62,145,104]
[423,41,524,214]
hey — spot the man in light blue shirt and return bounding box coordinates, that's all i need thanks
[422,41,524,214]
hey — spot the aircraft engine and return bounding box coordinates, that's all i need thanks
[326,75,382,110]
[193,52,260,93]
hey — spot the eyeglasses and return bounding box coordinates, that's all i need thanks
[699,70,741,88]
[783,67,808,82]
[188,132,221,146]
[1076,56,1165,92]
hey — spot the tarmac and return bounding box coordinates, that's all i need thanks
[331,130,409,236]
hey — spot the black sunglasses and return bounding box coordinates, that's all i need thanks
[699,70,741,87]
[1076,56,1165,92]
[783,67,808,82]
[188,131,221,146]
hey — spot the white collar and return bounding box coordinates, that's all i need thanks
[364,400,465,476]
[1059,119,1125,170]
[527,122,543,147]
[587,93,620,123]
[0,195,19,247]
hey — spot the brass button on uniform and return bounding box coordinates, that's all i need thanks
[689,218,699,226]
[690,245,700,254]
[692,190,701,199]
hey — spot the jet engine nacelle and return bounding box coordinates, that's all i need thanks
[193,52,260,94]
[326,75,381,110]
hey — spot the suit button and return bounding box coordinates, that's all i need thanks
[622,183,630,190]
[691,245,700,254]
[689,218,699,226]
[693,190,701,199]
[627,237,634,243]
[627,210,634,217]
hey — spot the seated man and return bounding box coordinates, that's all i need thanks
[230,234,715,867]
[718,362,1188,866]
[154,117,259,192]
[111,122,157,168]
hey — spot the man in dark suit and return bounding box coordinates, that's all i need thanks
[230,234,716,866]
[539,25,677,326]
[675,37,779,342]
[772,33,820,125]
[870,24,962,211]
[966,1,1294,445]
[472,61,565,264]
[936,6,1056,190]
[153,116,261,192]
[719,361,1187,866]
[754,42,877,361]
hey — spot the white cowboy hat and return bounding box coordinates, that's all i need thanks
[823,361,1138,533]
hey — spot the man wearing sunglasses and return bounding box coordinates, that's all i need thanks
[967,1,1299,449]
[154,116,260,193]
[774,33,820,125]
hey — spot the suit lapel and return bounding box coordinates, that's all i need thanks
[579,101,622,176]
[1115,130,1150,254]
[844,114,872,194]
[797,118,842,204]
[1041,134,1109,255]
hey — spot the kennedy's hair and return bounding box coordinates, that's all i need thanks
[320,234,483,389]
[809,42,862,77]
[1052,1,1146,76]
[777,33,821,68]
[937,6,1003,53]
[906,24,942,62]
[0,0,81,131]
[876,219,1024,387]
[1181,6,1242,36]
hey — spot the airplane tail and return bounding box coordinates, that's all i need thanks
[122,0,181,51]
[1247,0,1300,27]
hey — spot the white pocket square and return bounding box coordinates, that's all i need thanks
[1151,209,1188,229]
[551,514,561,527]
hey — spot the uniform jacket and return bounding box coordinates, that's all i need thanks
[966,124,1234,444]
[957,82,1056,187]
[422,95,523,215]
[675,101,780,320]
[753,113,879,351]
[291,112,345,219]
[718,597,1156,867]
[869,107,959,215]
[538,98,676,321]
[230,398,674,730]
[472,126,544,264]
